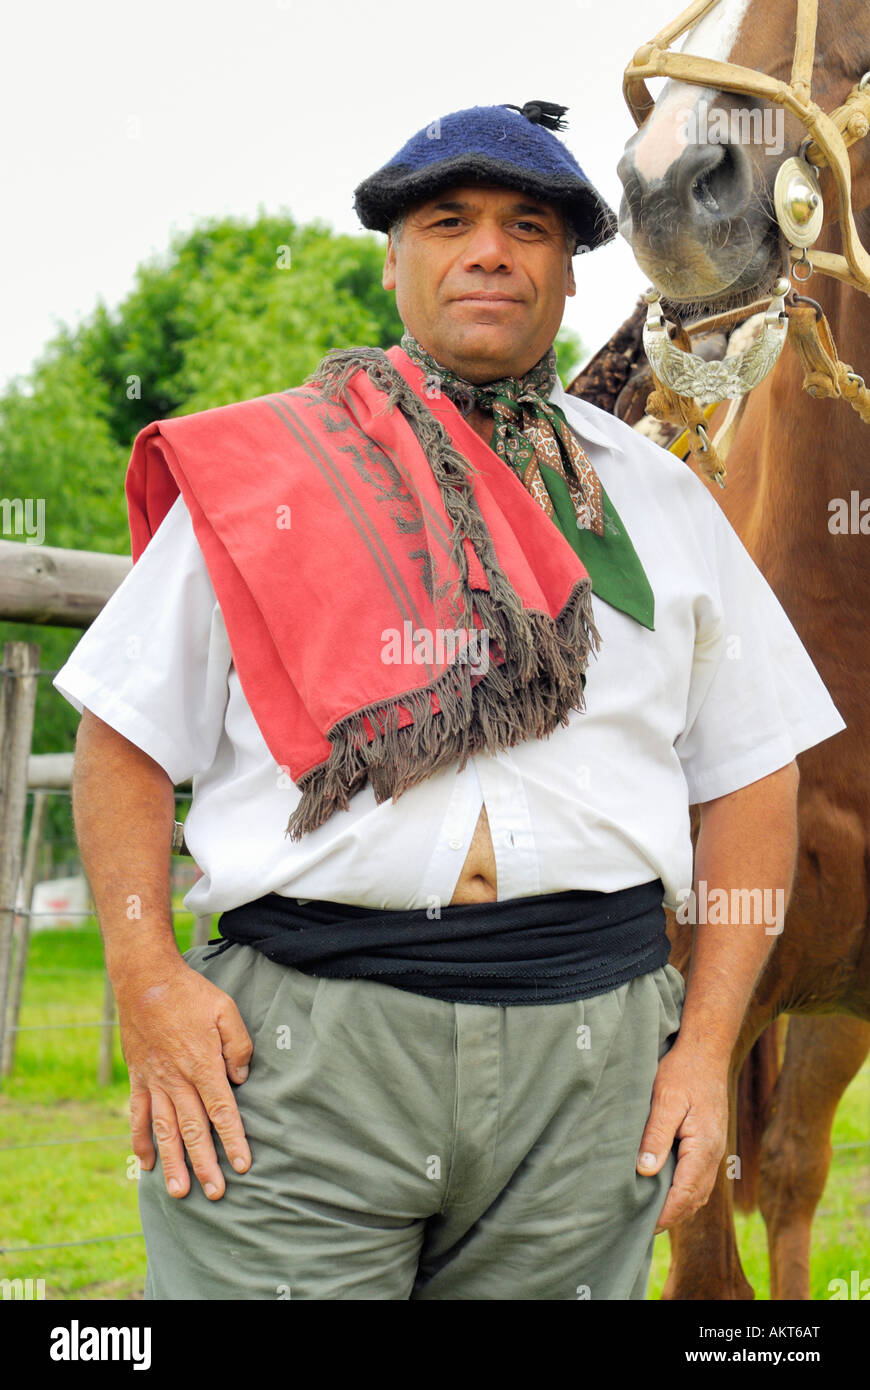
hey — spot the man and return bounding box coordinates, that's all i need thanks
[56,101,844,1300]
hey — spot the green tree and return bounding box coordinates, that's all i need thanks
[0,210,407,771]
[554,327,583,387]
[0,207,584,777]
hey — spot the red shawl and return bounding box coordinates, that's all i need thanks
[125,345,598,838]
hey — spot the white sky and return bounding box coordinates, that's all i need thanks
[1,0,686,393]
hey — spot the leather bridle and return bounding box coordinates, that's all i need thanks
[623,0,870,295]
[618,0,870,482]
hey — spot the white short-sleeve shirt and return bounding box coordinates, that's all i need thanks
[53,380,846,916]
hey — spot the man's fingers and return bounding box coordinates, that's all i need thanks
[150,1084,230,1200]
[149,1085,192,1197]
[150,1064,251,1198]
[197,1068,252,1177]
[653,1137,721,1232]
[636,1087,688,1176]
[173,1084,231,1199]
[217,997,254,1085]
[129,1084,156,1170]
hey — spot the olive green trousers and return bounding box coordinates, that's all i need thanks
[140,942,685,1300]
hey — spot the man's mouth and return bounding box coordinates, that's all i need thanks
[453,293,522,305]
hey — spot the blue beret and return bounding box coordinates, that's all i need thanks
[353,102,618,253]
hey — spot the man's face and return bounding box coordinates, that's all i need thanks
[382,183,576,383]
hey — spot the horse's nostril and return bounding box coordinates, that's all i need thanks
[686,143,744,218]
[693,167,721,214]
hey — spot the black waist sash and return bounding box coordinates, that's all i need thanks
[211,879,670,1006]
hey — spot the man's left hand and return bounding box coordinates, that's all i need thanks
[635,1040,729,1233]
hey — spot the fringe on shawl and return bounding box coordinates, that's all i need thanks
[284,347,600,840]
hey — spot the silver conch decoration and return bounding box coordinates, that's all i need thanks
[773,155,825,249]
[642,278,791,405]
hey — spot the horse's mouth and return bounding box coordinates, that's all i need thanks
[633,221,789,323]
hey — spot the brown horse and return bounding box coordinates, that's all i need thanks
[611,0,870,1299]
[570,308,870,1302]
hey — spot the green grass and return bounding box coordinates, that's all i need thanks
[647,1056,870,1301]
[0,908,205,1300]
[1,916,867,1300]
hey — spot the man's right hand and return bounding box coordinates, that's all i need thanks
[71,711,253,1201]
[116,957,253,1200]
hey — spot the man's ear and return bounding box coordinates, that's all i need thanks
[382,234,397,291]
[566,257,577,298]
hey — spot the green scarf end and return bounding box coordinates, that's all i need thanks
[539,458,656,632]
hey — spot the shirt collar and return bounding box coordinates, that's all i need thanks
[548,375,625,456]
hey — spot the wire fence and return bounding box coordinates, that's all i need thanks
[0,743,206,1277]
[1,1235,143,1255]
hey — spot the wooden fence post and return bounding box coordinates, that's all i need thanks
[3,788,48,1076]
[193,915,213,946]
[97,970,116,1087]
[0,641,41,1084]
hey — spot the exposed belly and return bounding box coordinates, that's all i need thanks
[448,803,498,904]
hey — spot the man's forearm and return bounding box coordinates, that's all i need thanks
[637,761,800,1224]
[675,760,800,1066]
[72,709,182,991]
[72,710,253,1199]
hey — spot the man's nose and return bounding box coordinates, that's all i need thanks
[460,222,515,272]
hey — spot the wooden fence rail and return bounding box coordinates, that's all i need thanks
[0,543,204,1085]
[0,538,129,627]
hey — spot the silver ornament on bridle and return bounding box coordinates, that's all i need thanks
[643,278,792,405]
[641,157,828,406]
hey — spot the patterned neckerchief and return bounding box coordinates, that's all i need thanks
[401,331,605,538]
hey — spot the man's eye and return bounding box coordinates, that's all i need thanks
[430,217,547,233]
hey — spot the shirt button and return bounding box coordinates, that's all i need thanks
[448,838,463,851]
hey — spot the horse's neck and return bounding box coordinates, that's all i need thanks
[725,220,870,582]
